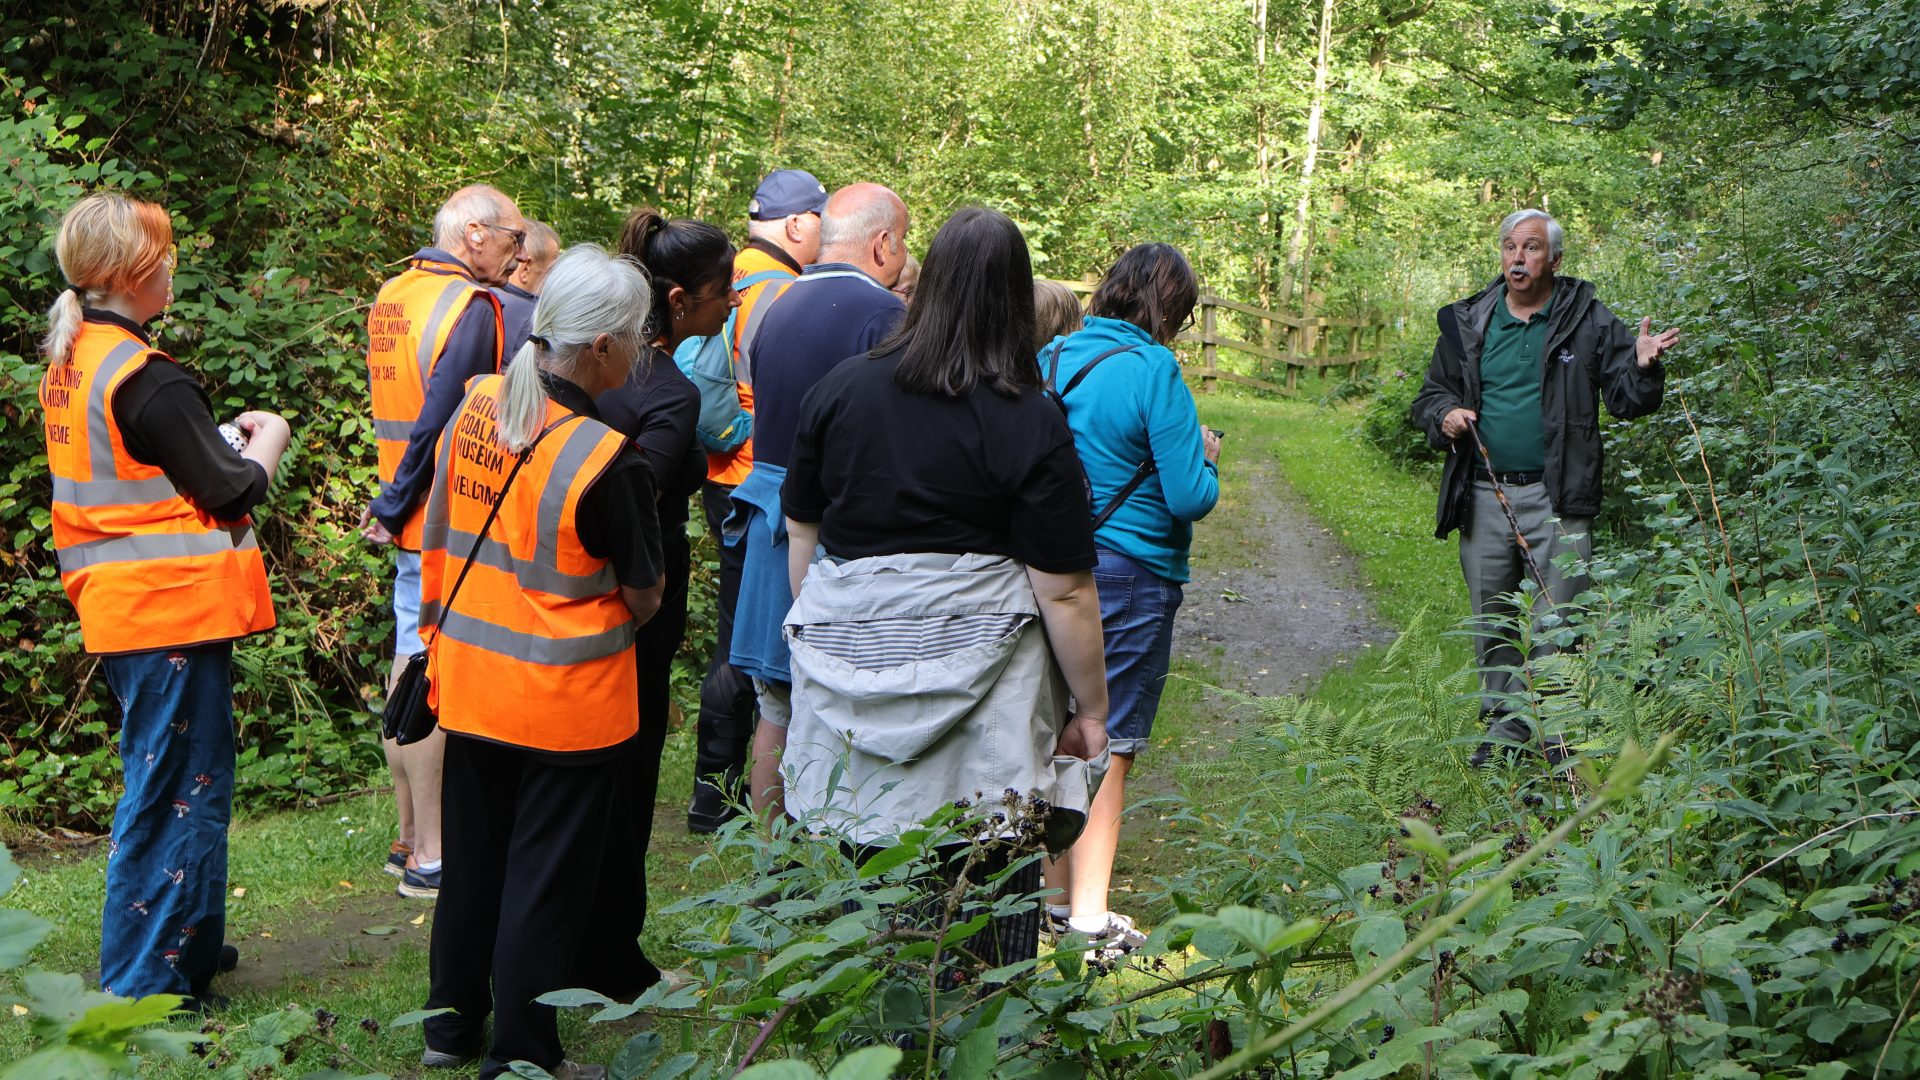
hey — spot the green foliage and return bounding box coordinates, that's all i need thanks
[0,843,200,1077]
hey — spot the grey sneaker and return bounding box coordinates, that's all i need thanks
[1041,908,1072,943]
[552,1062,609,1080]
[420,1046,473,1069]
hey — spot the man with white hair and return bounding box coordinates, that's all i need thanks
[1412,208,1679,766]
[727,181,910,820]
[494,217,560,358]
[360,183,522,896]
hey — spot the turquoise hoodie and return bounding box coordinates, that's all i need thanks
[1039,316,1219,582]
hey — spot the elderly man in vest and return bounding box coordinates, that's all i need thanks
[359,183,519,896]
[687,168,827,833]
[493,218,559,359]
[1412,209,1679,766]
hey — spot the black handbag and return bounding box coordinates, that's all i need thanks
[381,425,553,746]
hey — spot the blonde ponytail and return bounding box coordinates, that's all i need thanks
[41,288,85,365]
[493,244,653,454]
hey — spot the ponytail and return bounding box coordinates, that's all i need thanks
[493,244,654,454]
[616,206,732,341]
[495,339,547,454]
[42,287,84,365]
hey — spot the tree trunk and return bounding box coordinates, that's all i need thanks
[1254,0,1272,335]
[1280,0,1334,313]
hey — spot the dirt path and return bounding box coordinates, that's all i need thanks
[1173,446,1393,700]
[1108,431,1393,898]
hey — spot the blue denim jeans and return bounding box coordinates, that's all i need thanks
[99,642,235,999]
[1093,547,1185,756]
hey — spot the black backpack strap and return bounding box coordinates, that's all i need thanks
[1092,459,1158,530]
[1045,342,1153,529]
[425,416,568,645]
[1058,344,1141,398]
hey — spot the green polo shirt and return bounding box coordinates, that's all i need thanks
[1477,287,1553,472]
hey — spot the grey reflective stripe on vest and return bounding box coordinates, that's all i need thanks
[535,419,605,571]
[437,526,616,598]
[735,282,787,387]
[433,607,636,666]
[56,524,258,574]
[415,280,476,387]
[55,340,181,507]
[373,417,415,441]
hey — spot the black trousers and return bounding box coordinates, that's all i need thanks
[574,535,689,998]
[694,482,756,801]
[425,732,623,1078]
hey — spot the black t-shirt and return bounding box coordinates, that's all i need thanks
[91,311,270,522]
[782,350,1097,574]
[594,347,705,540]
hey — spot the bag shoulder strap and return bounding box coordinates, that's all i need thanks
[424,415,570,644]
[1055,343,1142,398]
[1046,342,1152,529]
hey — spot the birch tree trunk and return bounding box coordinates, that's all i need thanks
[1279,0,1334,312]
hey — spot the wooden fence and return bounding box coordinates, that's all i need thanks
[1048,279,1392,394]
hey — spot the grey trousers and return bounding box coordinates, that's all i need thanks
[1459,481,1592,741]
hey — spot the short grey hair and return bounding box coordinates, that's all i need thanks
[522,219,561,265]
[1498,208,1563,259]
[819,196,901,256]
[432,184,513,250]
[745,219,787,244]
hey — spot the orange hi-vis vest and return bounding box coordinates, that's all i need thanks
[366,256,504,550]
[419,375,637,752]
[40,320,275,655]
[707,246,798,487]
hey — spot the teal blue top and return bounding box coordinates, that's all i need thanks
[1477,286,1554,472]
[1038,316,1219,583]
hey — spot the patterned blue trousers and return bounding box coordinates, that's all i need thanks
[98,642,235,999]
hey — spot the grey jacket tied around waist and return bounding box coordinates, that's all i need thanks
[782,552,1108,848]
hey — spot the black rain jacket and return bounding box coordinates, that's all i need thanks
[1410,276,1664,538]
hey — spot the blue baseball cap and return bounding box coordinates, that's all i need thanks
[748,170,828,220]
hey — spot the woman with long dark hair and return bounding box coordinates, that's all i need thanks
[1037,242,1221,958]
[581,208,738,996]
[778,206,1110,973]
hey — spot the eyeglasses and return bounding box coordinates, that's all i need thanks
[479,222,528,250]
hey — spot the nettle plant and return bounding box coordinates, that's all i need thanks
[526,742,1670,1079]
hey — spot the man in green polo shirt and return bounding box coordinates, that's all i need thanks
[1412,209,1681,765]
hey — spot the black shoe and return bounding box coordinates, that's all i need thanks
[1540,736,1572,767]
[218,943,239,973]
[687,780,741,834]
[181,991,231,1014]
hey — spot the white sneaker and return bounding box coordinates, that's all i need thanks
[1073,911,1148,964]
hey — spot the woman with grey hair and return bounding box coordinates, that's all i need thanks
[416,244,666,1080]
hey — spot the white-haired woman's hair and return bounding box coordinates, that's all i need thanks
[1499,208,1564,259]
[495,244,653,453]
[432,184,511,252]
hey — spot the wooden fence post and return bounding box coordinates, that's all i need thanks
[1200,299,1218,394]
